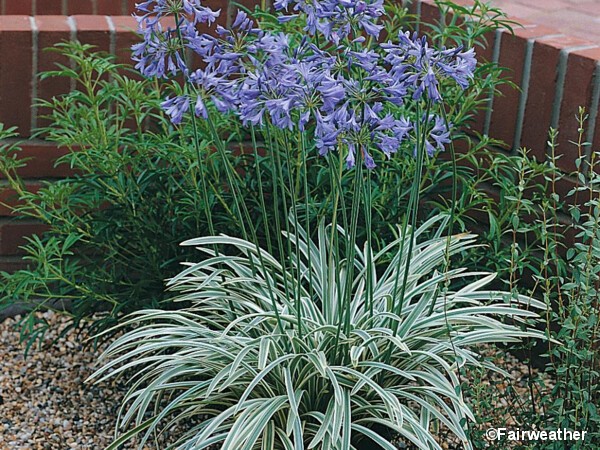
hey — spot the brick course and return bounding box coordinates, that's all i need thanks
[1,0,138,16]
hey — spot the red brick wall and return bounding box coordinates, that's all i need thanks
[1,0,600,271]
[1,0,138,15]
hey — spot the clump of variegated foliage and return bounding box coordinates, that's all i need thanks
[90,216,544,450]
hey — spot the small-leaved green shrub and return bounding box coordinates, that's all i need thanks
[454,109,600,448]
[515,110,600,448]
[0,42,251,341]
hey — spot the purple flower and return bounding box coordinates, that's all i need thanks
[375,116,412,157]
[131,23,187,78]
[162,95,190,124]
[194,96,208,119]
[349,49,380,72]
[413,66,441,103]
[318,77,345,113]
[274,0,384,43]
[182,0,220,25]
[362,147,376,169]
[423,115,451,156]
[438,47,477,89]
[346,141,356,168]
[315,114,340,155]
[135,0,219,28]
[382,31,476,103]
[132,0,221,79]
[231,9,254,30]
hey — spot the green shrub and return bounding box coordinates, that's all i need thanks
[0,42,250,340]
[450,108,600,448]
[521,110,600,447]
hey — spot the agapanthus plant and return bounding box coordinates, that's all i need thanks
[128,1,480,337]
[89,2,541,450]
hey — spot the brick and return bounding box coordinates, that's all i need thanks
[0,183,41,217]
[469,29,497,135]
[448,0,475,6]
[72,15,111,53]
[528,0,571,12]
[97,0,122,15]
[0,142,73,179]
[125,0,138,15]
[400,0,415,16]
[476,29,496,64]
[569,47,600,160]
[0,16,33,137]
[532,34,595,55]
[489,26,560,150]
[35,16,73,130]
[67,0,95,15]
[495,3,539,21]
[520,38,562,159]
[110,15,138,65]
[418,0,440,35]
[488,29,528,148]
[557,46,600,173]
[5,0,33,14]
[572,2,600,16]
[0,220,49,255]
[531,9,598,43]
[36,0,64,14]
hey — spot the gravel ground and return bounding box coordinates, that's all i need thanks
[0,311,551,449]
[0,311,135,450]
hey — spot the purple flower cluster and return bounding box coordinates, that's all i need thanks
[132,1,476,169]
[382,32,477,103]
[132,0,220,78]
[274,0,385,44]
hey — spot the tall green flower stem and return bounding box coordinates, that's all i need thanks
[397,100,431,317]
[270,128,302,337]
[327,151,346,339]
[439,105,471,439]
[300,131,315,303]
[173,14,215,238]
[207,114,291,342]
[173,16,289,341]
[250,125,273,255]
[384,100,432,362]
[282,131,304,338]
[329,150,364,360]
[264,125,294,312]
[363,169,374,319]
[344,159,364,335]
